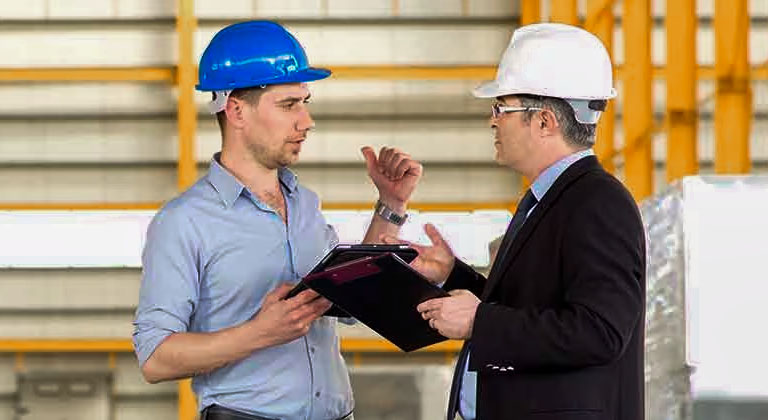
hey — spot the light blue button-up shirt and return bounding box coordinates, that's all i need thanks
[133,154,353,420]
[459,148,595,420]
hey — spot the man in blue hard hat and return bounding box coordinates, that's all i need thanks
[132,21,422,420]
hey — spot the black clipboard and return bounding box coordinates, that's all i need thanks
[302,252,449,352]
[286,244,418,317]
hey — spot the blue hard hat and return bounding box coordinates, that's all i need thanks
[196,20,331,91]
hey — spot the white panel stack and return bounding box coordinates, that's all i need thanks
[641,176,768,420]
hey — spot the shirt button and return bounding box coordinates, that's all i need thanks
[315,391,321,398]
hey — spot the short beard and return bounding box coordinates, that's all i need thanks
[246,140,296,170]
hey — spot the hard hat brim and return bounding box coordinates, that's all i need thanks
[196,67,332,91]
[472,80,506,99]
[472,80,617,100]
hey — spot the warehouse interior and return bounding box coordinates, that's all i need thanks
[0,0,767,419]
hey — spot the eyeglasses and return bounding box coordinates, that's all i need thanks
[491,103,543,119]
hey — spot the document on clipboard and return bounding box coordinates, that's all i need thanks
[301,252,449,352]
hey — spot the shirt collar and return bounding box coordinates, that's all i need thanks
[206,153,299,209]
[530,149,595,201]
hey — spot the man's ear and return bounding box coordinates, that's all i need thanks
[224,97,247,129]
[536,108,559,136]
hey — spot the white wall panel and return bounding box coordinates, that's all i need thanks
[0,313,133,337]
[0,402,14,420]
[0,167,177,203]
[196,23,514,65]
[400,0,464,16]
[0,0,47,19]
[48,0,115,19]
[22,354,110,373]
[0,120,175,164]
[113,354,175,395]
[116,0,175,18]
[0,356,14,394]
[0,83,176,117]
[468,0,516,16]
[254,0,325,18]
[294,165,517,202]
[0,27,175,68]
[0,270,139,311]
[114,400,177,420]
[0,79,763,119]
[8,115,768,166]
[195,0,253,18]
[327,0,393,17]
[0,165,516,203]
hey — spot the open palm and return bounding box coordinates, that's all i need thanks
[383,223,455,285]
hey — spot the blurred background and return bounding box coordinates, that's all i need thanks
[0,0,766,419]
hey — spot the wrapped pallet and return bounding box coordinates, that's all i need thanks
[641,176,768,420]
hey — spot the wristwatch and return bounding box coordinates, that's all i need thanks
[374,200,408,226]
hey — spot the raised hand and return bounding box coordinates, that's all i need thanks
[382,223,455,285]
[361,146,423,211]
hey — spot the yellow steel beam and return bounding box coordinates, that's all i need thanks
[714,0,752,174]
[0,339,134,353]
[550,0,579,25]
[584,0,614,32]
[176,0,198,190]
[0,202,163,210]
[0,201,517,212]
[341,338,462,352]
[328,65,496,80]
[521,0,542,25]
[622,0,654,200]
[0,67,175,83]
[178,379,196,420]
[587,0,616,174]
[0,65,766,82]
[0,338,462,353]
[666,0,698,182]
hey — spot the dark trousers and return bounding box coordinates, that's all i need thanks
[201,404,353,420]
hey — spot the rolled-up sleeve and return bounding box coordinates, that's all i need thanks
[132,207,201,366]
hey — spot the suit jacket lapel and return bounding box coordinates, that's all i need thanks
[481,156,602,300]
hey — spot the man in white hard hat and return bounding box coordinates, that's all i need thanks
[386,23,646,420]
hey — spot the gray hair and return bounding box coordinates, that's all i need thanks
[516,94,597,148]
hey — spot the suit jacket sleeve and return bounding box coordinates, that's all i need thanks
[469,179,645,372]
[442,258,486,297]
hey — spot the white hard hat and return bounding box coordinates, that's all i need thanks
[474,23,616,124]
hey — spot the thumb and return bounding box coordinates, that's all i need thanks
[360,146,378,175]
[424,223,449,249]
[380,235,429,255]
[380,234,405,244]
[264,283,294,305]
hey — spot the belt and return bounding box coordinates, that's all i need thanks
[201,404,353,420]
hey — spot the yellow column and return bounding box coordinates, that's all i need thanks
[177,0,198,191]
[666,0,698,182]
[586,0,615,173]
[550,0,579,25]
[178,379,197,420]
[622,0,653,199]
[519,0,541,191]
[714,0,752,173]
[521,0,541,25]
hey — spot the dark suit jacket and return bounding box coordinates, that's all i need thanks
[444,156,646,420]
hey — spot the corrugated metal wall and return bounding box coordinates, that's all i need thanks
[0,0,766,419]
